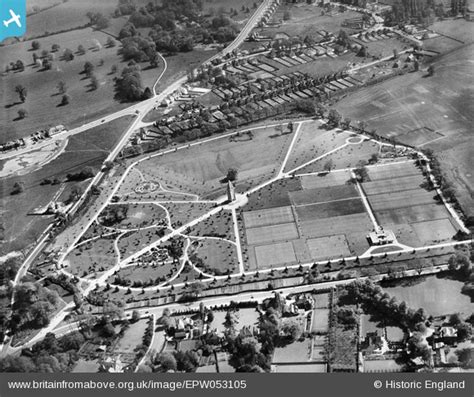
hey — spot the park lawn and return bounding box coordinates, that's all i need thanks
[112,260,178,286]
[302,140,380,173]
[65,236,118,277]
[161,202,216,229]
[136,125,294,197]
[284,122,348,173]
[191,238,239,275]
[100,203,168,230]
[0,28,155,143]
[117,227,169,260]
[187,210,235,241]
[0,116,135,255]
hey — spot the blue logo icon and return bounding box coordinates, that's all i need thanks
[0,0,26,42]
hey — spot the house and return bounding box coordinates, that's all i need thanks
[367,227,396,245]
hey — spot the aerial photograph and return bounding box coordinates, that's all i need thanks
[0,0,473,378]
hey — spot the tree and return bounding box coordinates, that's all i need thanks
[51,44,60,52]
[78,44,86,55]
[17,108,28,119]
[323,159,334,172]
[110,64,118,74]
[281,320,302,343]
[131,310,140,323]
[31,40,40,51]
[327,109,342,127]
[63,48,74,61]
[156,352,177,372]
[427,65,435,76]
[283,11,292,20]
[83,61,94,77]
[57,81,67,94]
[60,94,70,106]
[353,166,369,182]
[106,37,116,48]
[226,168,238,182]
[15,85,27,103]
[90,75,99,91]
[455,348,473,368]
[11,181,25,195]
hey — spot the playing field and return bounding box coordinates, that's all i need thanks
[243,206,295,228]
[411,219,457,243]
[306,235,351,260]
[366,162,419,181]
[289,184,358,205]
[246,223,299,245]
[368,189,437,212]
[300,171,352,188]
[253,241,297,268]
[362,174,424,195]
[311,309,330,333]
[376,204,450,225]
[295,198,365,220]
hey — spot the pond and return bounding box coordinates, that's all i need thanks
[384,275,474,317]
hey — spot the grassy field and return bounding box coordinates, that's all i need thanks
[117,227,168,260]
[243,206,295,228]
[284,122,348,173]
[0,116,134,255]
[112,260,177,286]
[294,198,365,220]
[65,237,117,277]
[24,0,119,39]
[1,29,159,143]
[254,241,297,269]
[99,203,168,229]
[334,43,474,215]
[246,222,299,245]
[187,210,235,241]
[289,184,358,205]
[136,125,294,197]
[190,238,238,275]
[258,4,362,39]
[307,236,351,260]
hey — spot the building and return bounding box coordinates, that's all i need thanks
[227,181,236,202]
[367,227,396,245]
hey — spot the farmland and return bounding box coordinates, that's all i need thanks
[334,42,474,215]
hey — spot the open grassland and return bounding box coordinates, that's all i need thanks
[112,261,177,286]
[299,140,380,173]
[187,210,235,241]
[284,121,348,173]
[24,0,119,39]
[117,227,168,260]
[258,4,362,39]
[65,237,117,277]
[162,202,216,228]
[190,238,238,275]
[306,235,351,261]
[99,203,168,230]
[334,43,474,214]
[0,116,134,255]
[1,29,159,143]
[136,126,294,198]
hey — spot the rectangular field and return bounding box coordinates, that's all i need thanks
[243,206,294,228]
[246,223,299,245]
[363,174,424,195]
[300,171,352,188]
[312,309,330,333]
[306,235,351,260]
[295,199,365,220]
[366,162,420,180]
[368,189,437,211]
[254,242,297,268]
[412,219,457,243]
[289,184,358,205]
[376,204,450,225]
